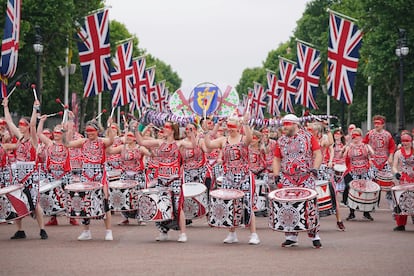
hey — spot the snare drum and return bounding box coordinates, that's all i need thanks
[254,180,268,213]
[109,180,140,212]
[137,187,173,222]
[268,187,319,232]
[216,176,224,189]
[375,171,395,191]
[333,164,346,179]
[39,180,65,216]
[0,184,31,223]
[348,180,380,212]
[392,184,414,215]
[107,169,122,182]
[183,182,208,219]
[65,182,104,218]
[208,189,244,228]
[315,180,334,217]
[11,161,37,184]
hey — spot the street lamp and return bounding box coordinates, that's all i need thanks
[395,28,409,131]
[33,25,43,106]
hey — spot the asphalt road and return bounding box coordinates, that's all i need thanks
[0,192,413,276]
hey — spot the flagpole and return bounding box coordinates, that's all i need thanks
[367,76,372,130]
[87,6,111,15]
[327,8,358,22]
[98,92,102,125]
[278,55,297,65]
[296,39,316,49]
[115,37,134,45]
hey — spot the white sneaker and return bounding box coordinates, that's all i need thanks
[248,233,260,245]
[155,232,168,241]
[223,232,238,244]
[105,230,113,241]
[177,233,188,243]
[77,230,92,241]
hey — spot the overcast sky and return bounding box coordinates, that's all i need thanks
[106,0,309,94]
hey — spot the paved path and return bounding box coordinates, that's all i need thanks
[1,194,413,276]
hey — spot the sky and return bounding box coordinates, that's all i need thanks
[106,0,309,94]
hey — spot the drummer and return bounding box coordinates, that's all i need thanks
[272,114,323,248]
[107,130,151,225]
[204,116,261,245]
[2,98,48,240]
[135,121,196,243]
[363,115,396,209]
[37,114,78,226]
[64,119,115,241]
[343,128,376,221]
[260,127,277,190]
[308,123,345,231]
[391,132,414,231]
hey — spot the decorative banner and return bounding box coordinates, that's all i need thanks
[168,89,192,117]
[190,82,220,116]
[216,85,239,117]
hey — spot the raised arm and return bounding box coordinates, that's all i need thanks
[2,97,21,139]
[37,114,53,146]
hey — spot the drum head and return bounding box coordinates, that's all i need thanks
[350,180,380,192]
[183,182,207,197]
[210,189,244,200]
[65,182,102,191]
[40,180,62,193]
[109,180,138,189]
[333,164,346,172]
[269,187,317,202]
[392,184,414,191]
[0,184,24,195]
[315,180,328,187]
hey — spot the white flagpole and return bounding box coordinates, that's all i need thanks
[367,76,372,130]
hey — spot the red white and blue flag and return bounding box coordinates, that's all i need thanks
[327,12,363,104]
[111,41,134,107]
[251,82,267,119]
[131,56,148,111]
[295,41,321,110]
[144,66,157,106]
[76,9,112,98]
[152,80,169,112]
[0,0,21,98]
[276,57,298,113]
[266,70,280,116]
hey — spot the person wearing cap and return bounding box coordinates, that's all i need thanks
[342,128,376,221]
[391,132,414,231]
[272,114,323,248]
[204,115,261,245]
[363,115,396,210]
[2,97,48,240]
[64,119,115,241]
[135,121,196,243]
[37,115,78,226]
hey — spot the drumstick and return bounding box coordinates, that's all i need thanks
[95,109,107,120]
[45,111,64,118]
[55,98,65,108]
[6,81,20,99]
[110,105,116,118]
[203,98,208,121]
[31,84,39,102]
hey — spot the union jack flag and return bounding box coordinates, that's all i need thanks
[266,70,280,117]
[144,66,157,105]
[111,41,134,107]
[251,82,267,119]
[76,9,112,98]
[295,42,321,110]
[131,56,148,111]
[0,0,21,98]
[151,80,169,112]
[276,57,298,113]
[327,12,363,104]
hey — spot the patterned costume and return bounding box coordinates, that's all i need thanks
[155,141,183,233]
[274,129,321,239]
[182,139,206,184]
[46,142,72,185]
[222,137,254,226]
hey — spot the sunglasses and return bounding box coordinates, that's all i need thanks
[227,123,238,129]
[18,121,29,127]
[85,126,98,133]
[127,133,136,139]
[53,131,62,135]
[164,125,172,130]
[401,139,412,143]
[351,133,361,138]
[185,127,195,131]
